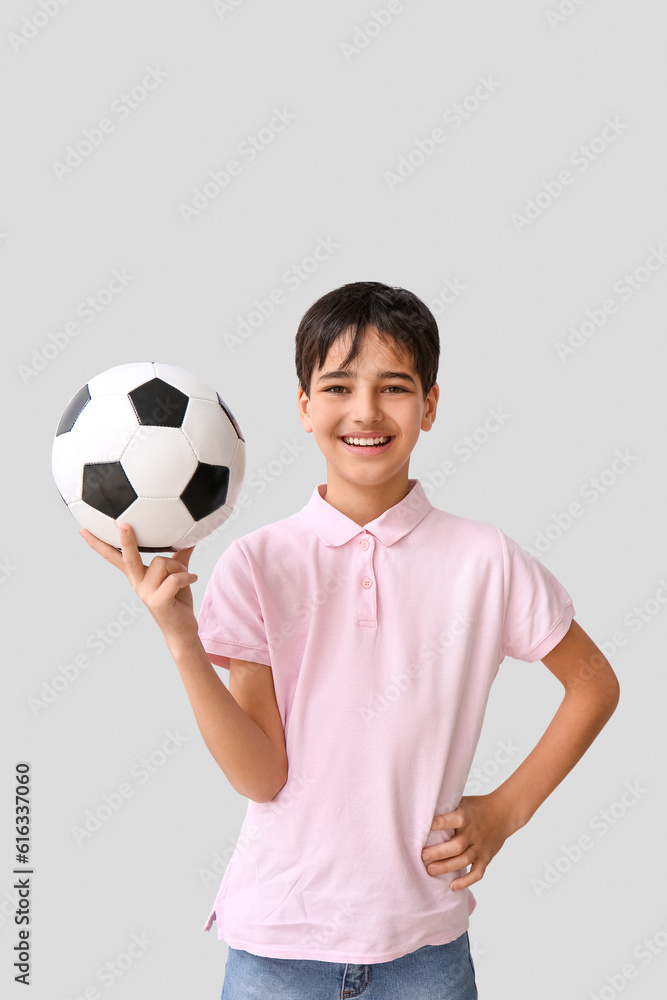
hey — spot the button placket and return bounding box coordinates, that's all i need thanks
[357,532,377,627]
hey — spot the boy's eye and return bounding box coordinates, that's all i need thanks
[324,385,407,394]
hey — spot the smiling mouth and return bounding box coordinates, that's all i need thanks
[339,435,394,453]
[339,435,393,446]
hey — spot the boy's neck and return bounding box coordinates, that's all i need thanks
[321,475,413,527]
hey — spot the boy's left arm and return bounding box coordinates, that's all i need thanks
[421,619,621,889]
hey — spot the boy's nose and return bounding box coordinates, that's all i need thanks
[348,392,385,421]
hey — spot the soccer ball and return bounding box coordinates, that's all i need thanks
[52,361,245,552]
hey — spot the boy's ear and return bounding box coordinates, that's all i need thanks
[296,384,313,432]
[421,382,439,431]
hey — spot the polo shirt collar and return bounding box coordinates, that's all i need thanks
[302,478,434,547]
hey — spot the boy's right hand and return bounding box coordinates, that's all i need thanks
[79,522,200,650]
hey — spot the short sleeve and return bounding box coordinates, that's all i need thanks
[497,527,575,662]
[197,539,271,670]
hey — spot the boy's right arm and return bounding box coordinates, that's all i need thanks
[169,640,288,803]
[79,522,287,804]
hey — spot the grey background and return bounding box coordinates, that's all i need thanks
[2,1,666,997]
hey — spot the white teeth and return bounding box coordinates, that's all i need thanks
[342,436,391,446]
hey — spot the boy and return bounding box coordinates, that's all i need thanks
[80,281,620,998]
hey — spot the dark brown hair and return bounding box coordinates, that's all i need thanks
[294,281,440,401]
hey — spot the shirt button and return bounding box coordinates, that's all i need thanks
[362,577,373,588]
[360,540,369,550]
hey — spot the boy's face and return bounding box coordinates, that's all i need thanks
[297,326,438,496]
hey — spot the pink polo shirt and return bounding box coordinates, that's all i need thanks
[197,478,575,963]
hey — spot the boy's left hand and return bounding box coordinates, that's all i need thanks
[421,792,515,890]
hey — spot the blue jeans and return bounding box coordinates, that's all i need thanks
[220,931,478,998]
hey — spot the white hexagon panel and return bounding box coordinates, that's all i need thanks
[52,362,246,551]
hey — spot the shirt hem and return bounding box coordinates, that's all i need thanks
[204,893,476,964]
[209,921,472,964]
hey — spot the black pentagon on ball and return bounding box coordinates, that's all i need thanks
[181,463,230,521]
[56,383,91,436]
[128,378,189,428]
[82,462,138,519]
[217,392,245,442]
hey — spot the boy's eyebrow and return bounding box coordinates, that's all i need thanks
[316,369,417,385]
